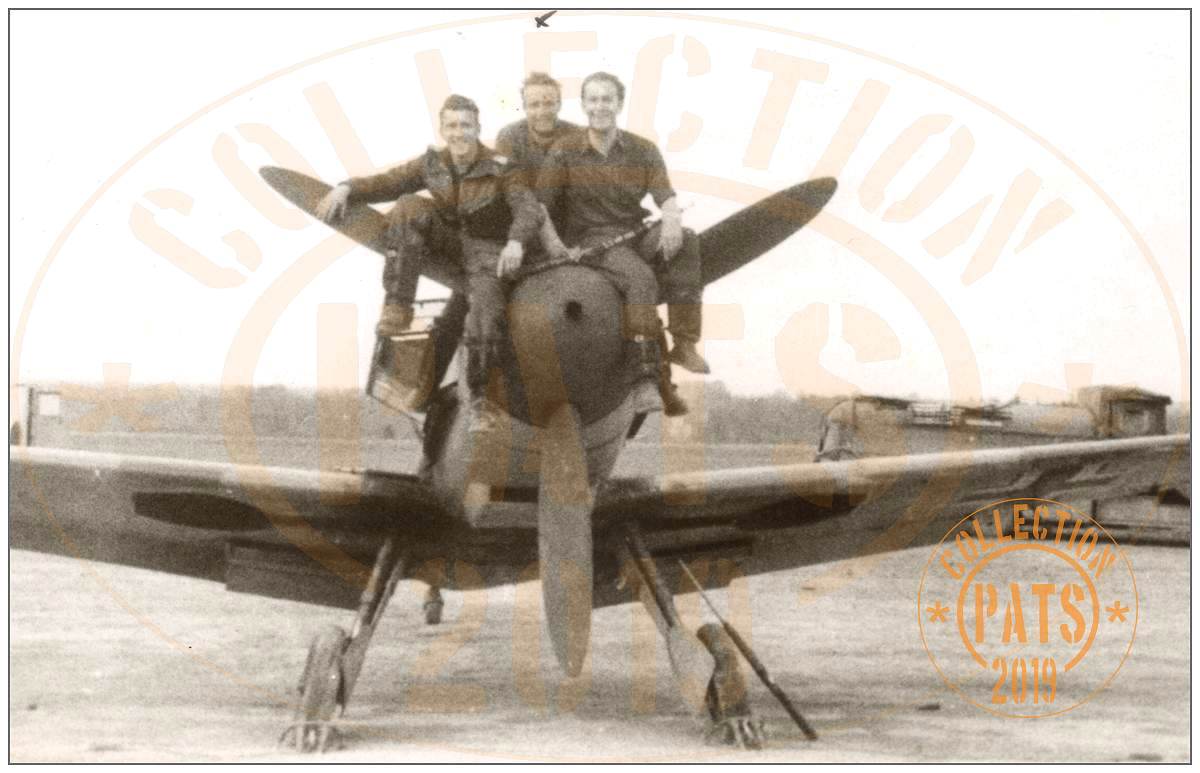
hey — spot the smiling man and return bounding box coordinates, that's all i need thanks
[316,94,541,434]
[496,72,584,176]
[536,71,707,414]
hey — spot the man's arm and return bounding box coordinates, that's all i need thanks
[494,123,518,161]
[660,196,682,225]
[496,123,543,201]
[534,146,566,217]
[316,155,427,223]
[344,155,428,204]
[497,162,544,277]
[538,207,571,260]
[533,146,571,257]
[501,162,542,244]
[644,143,683,259]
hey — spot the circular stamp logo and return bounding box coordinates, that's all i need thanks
[918,498,1138,718]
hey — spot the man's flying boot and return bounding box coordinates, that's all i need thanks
[428,293,468,387]
[465,340,501,437]
[628,335,665,415]
[377,241,420,338]
[657,330,688,417]
[667,303,711,374]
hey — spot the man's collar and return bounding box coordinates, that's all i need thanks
[433,145,456,170]
[435,142,494,176]
[526,119,559,147]
[587,127,625,156]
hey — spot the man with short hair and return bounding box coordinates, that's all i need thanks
[496,72,584,176]
[536,72,709,414]
[317,94,541,434]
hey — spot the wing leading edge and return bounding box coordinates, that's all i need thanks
[591,435,1189,605]
[10,446,448,607]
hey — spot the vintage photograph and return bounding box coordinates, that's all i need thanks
[9,8,1190,762]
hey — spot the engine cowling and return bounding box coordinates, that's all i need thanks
[504,264,627,426]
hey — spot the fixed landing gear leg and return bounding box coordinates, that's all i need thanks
[423,585,444,625]
[279,536,407,753]
[680,560,816,743]
[618,525,763,748]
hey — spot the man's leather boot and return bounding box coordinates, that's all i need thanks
[667,303,711,374]
[465,341,500,436]
[628,335,664,414]
[656,330,688,416]
[668,339,711,374]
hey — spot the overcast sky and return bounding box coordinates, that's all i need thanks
[9,9,1190,403]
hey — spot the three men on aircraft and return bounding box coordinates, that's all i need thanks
[317,72,709,421]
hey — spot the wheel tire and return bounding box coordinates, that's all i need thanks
[298,625,348,723]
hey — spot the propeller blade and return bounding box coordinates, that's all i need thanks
[699,176,838,285]
[258,166,462,291]
[538,404,595,677]
[259,166,332,210]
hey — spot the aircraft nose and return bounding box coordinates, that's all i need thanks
[506,265,625,425]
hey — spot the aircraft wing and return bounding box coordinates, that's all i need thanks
[592,435,1189,604]
[12,436,1188,612]
[10,446,448,609]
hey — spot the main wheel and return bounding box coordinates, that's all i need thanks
[287,625,348,752]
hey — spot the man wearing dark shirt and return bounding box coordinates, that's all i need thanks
[317,94,541,433]
[537,72,708,413]
[496,72,584,178]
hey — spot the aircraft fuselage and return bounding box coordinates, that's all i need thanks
[421,262,639,528]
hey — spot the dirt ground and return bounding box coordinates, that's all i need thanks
[10,521,1189,763]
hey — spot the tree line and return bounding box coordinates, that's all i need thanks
[36,382,1190,446]
[38,382,846,445]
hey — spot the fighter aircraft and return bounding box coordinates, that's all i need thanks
[9,170,1190,753]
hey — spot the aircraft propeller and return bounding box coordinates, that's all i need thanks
[537,403,595,676]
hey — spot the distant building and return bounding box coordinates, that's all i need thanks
[10,385,65,447]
